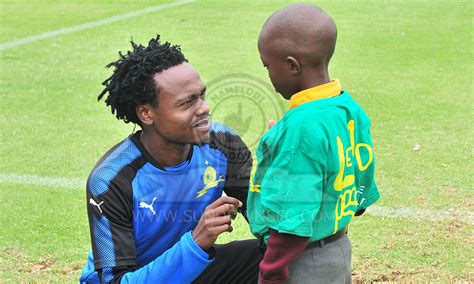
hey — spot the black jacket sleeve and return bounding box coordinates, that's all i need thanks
[209,123,253,219]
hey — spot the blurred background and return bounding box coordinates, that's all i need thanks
[0,0,472,281]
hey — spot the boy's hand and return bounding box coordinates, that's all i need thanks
[268,119,276,129]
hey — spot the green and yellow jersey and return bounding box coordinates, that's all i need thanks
[248,80,380,244]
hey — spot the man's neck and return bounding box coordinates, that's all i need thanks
[139,131,191,168]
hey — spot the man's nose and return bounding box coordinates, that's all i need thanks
[196,98,209,116]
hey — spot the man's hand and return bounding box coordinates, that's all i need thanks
[192,196,242,250]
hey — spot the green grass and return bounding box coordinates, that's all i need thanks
[1,0,473,282]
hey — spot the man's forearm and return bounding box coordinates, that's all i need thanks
[117,231,213,283]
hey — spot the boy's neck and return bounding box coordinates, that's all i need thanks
[298,68,331,93]
[288,78,341,110]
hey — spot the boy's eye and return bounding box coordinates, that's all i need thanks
[263,64,268,68]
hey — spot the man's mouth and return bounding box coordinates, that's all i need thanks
[194,118,210,131]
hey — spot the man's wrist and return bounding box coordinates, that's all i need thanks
[186,231,214,260]
[191,230,210,251]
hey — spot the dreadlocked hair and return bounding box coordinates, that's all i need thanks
[98,35,187,125]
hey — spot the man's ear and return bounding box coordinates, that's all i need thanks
[136,105,154,126]
[286,56,301,74]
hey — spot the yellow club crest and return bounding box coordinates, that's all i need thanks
[196,161,225,198]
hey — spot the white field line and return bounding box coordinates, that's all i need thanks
[366,205,473,224]
[0,0,195,51]
[0,173,84,189]
[1,172,472,224]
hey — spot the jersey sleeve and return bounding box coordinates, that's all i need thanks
[86,170,137,283]
[355,122,380,212]
[209,122,252,218]
[259,229,309,283]
[255,123,326,238]
[87,171,213,283]
[119,231,213,283]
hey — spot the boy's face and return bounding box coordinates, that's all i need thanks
[258,39,298,100]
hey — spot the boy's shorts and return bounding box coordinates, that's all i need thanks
[287,235,352,284]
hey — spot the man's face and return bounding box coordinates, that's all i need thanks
[258,37,296,99]
[148,62,210,145]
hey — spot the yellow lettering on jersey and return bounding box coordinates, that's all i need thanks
[333,120,359,233]
[334,136,355,192]
[355,143,373,171]
[249,158,261,193]
[334,186,358,233]
[345,120,355,167]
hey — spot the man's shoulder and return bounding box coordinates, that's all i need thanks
[207,122,251,168]
[208,122,247,151]
[87,136,143,197]
[210,121,238,136]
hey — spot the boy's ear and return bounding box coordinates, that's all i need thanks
[286,56,301,74]
[136,104,154,126]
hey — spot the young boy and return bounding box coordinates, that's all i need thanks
[247,4,380,283]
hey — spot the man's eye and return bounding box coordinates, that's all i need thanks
[179,99,193,107]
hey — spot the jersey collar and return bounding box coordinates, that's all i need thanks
[288,79,342,110]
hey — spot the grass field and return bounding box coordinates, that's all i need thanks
[1,0,473,282]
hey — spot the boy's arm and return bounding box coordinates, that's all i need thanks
[255,148,324,283]
[259,229,309,284]
[355,208,366,216]
[249,122,326,283]
[355,122,380,215]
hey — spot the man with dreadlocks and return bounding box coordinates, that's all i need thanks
[79,35,262,283]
